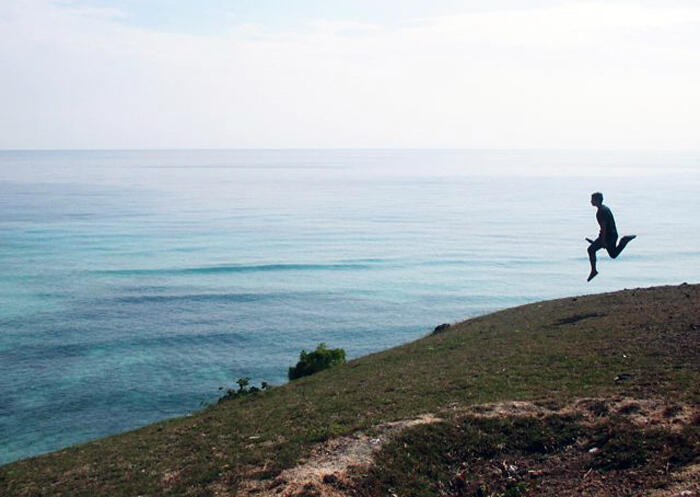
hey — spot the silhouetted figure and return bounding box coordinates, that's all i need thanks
[586,192,636,281]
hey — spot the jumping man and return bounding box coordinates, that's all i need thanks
[586,192,636,282]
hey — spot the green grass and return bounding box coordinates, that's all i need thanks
[352,414,699,496]
[1,284,698,496]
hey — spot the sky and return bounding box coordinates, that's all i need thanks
[1,0,699,150]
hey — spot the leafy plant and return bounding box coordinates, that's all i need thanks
[218,377,271,402]
[288,343,346,380]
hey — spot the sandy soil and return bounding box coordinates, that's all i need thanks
[234,397,698,497]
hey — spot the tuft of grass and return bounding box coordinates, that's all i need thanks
[589,419,699,472]
[616,402,641,415]
[662,404,683,418]
[585,399,610,417]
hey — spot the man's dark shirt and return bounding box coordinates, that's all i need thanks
[596,204,618,246]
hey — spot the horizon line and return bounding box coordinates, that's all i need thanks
[2,147,699,153]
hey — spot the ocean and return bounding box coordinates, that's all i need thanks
[1,149,698,464]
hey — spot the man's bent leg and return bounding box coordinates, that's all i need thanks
[608,235,636,259]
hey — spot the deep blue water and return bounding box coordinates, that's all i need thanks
[1,149,699,464]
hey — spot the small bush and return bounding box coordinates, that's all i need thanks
[218,377,270,402]
[288,343,346,380]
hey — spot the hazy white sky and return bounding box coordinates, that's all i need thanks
[1,0,699,149]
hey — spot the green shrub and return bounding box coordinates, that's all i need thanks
[218,377,270,403]
[288,343,346,380]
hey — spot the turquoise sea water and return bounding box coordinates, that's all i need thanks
[1,149,699,464]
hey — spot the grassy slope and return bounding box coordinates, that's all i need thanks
[1,284,698,496]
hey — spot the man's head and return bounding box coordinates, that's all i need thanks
[591,192,603,207]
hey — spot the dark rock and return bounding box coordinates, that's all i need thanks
[433,323,451,334]
[614,373,632,382]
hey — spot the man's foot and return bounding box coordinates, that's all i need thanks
[616,235,637,255]
[587,270,598,282]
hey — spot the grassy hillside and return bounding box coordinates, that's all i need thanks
[1,284,698,496]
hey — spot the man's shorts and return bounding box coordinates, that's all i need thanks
[589,236,618,257]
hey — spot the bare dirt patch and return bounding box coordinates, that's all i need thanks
[236,398,698,497]
[235,414,441,496]
[462,396,697,432]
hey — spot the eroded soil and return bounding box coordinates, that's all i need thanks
[236,397,698,497]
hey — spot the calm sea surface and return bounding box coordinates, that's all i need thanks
[1,149,699,464]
